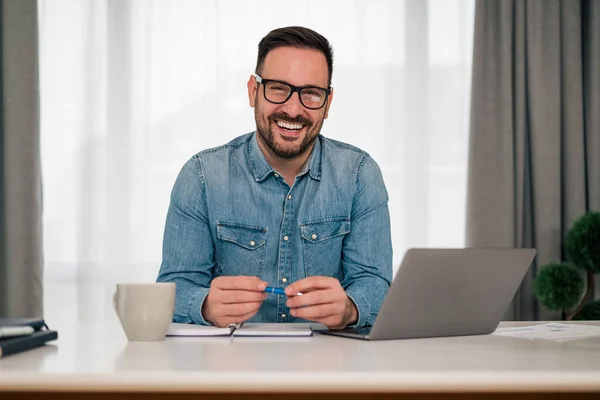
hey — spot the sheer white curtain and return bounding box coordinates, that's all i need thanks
[39,0,475,322]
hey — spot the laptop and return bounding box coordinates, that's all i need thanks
[319,247,536,340]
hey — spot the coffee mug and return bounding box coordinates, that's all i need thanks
[113,282,176,341]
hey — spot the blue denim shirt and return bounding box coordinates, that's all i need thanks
[157,132,393,327]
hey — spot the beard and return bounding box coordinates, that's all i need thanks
[255,107,325,159]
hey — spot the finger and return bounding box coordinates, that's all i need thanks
[286,289,336,308]
[237,309,260,323]
[219,301,263,317]
[290,303,338,320]
[214,276,268,291]
[285,276,337,295]
[218,290,267,304]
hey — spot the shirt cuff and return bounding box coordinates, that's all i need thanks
[188,287,213,326]
[345,289,370,328]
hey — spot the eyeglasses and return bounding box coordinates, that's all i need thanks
[254,74,331,110]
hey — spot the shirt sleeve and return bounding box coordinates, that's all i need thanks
[156,156,214,325]
[342,155,393,328]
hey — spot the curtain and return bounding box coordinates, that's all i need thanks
[0,0,43,318]
[39,0,475,323]
[466,0,600,320]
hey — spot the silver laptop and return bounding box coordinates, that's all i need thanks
[320,248,536,340]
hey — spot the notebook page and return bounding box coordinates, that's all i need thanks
[166,323,232,337]
[233,323,312,337]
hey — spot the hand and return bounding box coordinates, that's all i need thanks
[202,276,268,327]
[284,276,358,330]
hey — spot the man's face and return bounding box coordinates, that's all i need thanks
[247,46,333,159]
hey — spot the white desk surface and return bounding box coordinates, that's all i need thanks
[1,320,600,393]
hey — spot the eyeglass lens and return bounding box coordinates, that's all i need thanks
[264,81,326,109]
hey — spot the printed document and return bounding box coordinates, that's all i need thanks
[493,322,600,341]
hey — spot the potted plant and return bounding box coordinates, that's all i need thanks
[534,211,600,320]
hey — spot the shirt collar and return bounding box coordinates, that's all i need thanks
[305,135,322,181]
[247,132,322,182]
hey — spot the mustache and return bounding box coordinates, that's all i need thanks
[269,112,311,126]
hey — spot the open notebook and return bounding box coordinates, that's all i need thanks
[166,322,312,337]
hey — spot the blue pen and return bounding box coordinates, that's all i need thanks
[264,286,303,296]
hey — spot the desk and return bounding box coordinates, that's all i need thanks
[1,321,600,399]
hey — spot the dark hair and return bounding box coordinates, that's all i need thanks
[255,26,334,87]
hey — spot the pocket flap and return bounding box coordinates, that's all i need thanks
[300,218,351,243]
[217,223,267,250]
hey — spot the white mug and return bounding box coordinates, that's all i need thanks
[113,282,176,341]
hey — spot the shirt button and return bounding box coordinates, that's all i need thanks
[281,313,286,318]
[283,235,289,241]
[250,241,255,246]
[311,234,317,240]
[274,173,279,178]
[282,277,287,283]
[288,194,292,200]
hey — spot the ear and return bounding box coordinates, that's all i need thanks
[247,75,258,107]
[323,87,334,119]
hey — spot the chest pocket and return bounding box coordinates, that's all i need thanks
[300,217,350,279]
[216,222,267,278]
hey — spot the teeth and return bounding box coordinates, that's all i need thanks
[276,120,303,130]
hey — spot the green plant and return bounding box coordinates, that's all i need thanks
[534,211,600,320]
[534,263,584,312]
[565,211,600,273]
[573,300,600,320]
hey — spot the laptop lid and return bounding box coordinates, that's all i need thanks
[366,248,536,340]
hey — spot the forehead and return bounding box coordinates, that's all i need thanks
[261,46,328,87]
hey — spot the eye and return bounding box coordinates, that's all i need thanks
[303,89,322,97]
[268,83,290,92]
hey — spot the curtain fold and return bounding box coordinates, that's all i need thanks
[466,0,600,320]
[0,0,43,318]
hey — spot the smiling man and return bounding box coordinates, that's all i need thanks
[157,26,392,330]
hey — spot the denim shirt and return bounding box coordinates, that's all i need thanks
[157,132,393,327]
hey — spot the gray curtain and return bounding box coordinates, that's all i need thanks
[0,0,43,318]
[466,0,600,320]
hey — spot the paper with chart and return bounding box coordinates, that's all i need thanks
[493,322,600,341]
[166,322,312,337]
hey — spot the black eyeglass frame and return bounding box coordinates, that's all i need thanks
[253,73,332,110]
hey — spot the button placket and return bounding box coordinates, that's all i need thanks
[278,185,294,321]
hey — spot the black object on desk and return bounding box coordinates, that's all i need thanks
[0,318,58,358]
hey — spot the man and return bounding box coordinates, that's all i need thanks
[157,26,392,330]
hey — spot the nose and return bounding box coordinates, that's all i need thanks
[280,91,304,117]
